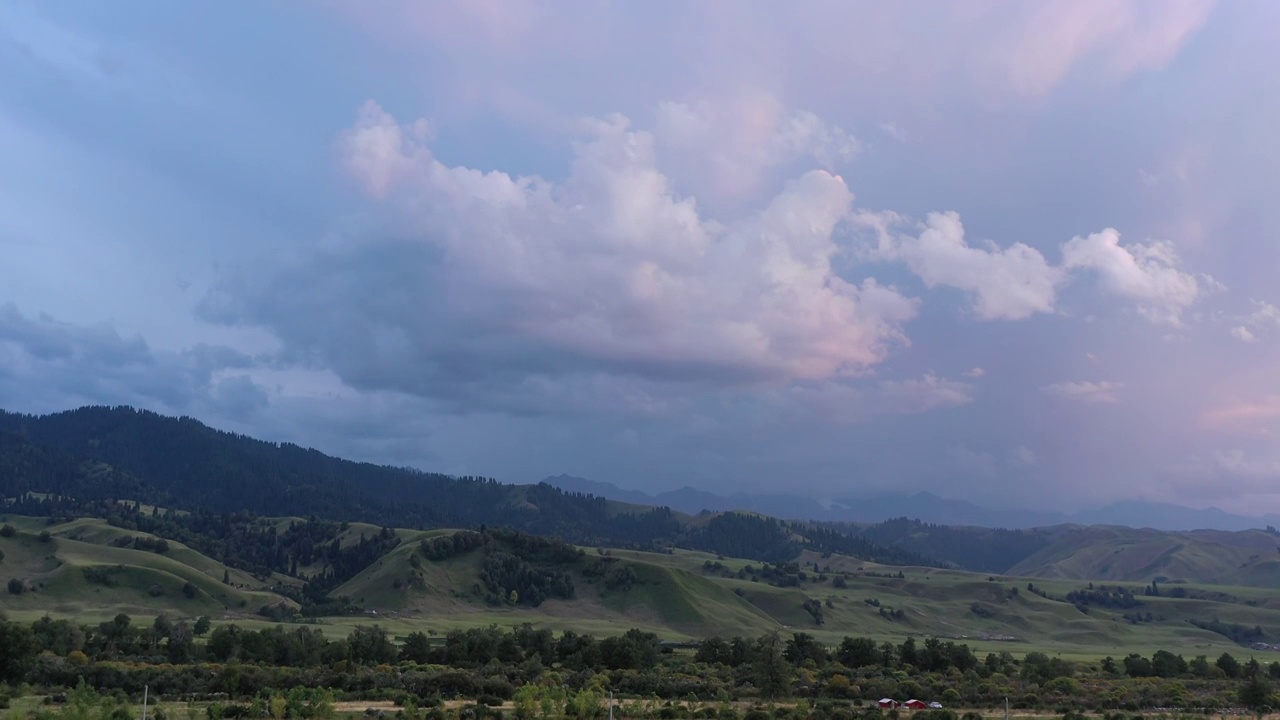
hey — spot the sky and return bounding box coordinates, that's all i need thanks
[2,0,1279,514]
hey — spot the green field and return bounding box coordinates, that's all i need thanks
[4,515,1280,663]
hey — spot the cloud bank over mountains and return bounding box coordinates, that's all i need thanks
[2,0,1280,514]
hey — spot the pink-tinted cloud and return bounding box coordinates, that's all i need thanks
[1202,397,1280,431]
[327,0,1216,115]
[333,101,920,386]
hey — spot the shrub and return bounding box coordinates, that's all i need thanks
[0,524,15,538]
[7,577,24,595]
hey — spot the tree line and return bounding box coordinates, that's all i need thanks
[6,613,1280,714]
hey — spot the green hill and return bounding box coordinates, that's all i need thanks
[1005,525,1280,587]
[283,527,1280,659]
[0,516,295,622]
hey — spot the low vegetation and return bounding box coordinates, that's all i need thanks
[4,614,1280,719]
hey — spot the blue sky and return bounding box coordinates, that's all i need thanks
[2,0,1279,513]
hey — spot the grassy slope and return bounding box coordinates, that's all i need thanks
[318,532,1280,661]
[0,517,293,622]
[332,535,778,639]
[1007,526,1280,587]
[8,516,1280,662]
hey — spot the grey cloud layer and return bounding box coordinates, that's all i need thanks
[0,303,264,417]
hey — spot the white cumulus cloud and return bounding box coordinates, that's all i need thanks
[863,210,1064,321]
[654,91,860,207]
[1062,230,1208,326]
[208,101,924,416]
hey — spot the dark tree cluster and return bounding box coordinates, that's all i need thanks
[1191,618,1267,645]
[1065,585,1143,609]
[478,551,575,607]
[833,517,1056,574]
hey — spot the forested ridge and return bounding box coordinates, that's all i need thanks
[840,518,1058,574]
[0,406,936,612]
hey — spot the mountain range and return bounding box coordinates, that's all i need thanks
[542,474,1280,532]
[4,405,1280,589]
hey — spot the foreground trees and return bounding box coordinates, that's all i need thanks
[4,610,1280,714]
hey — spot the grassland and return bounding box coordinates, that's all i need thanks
[5,515,1280,663]
[0,516,293,623]
[1007,525,1280,588]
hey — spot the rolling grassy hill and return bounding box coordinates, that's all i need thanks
[1006,525,1280,587]
[268,526,1280,660]
[5,514,1280,661]
[6,404,1280,662]
[0,516,295,622]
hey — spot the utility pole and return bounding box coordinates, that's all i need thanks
[142,685,149,720]
[609,691,614,720]
[1004,696,1009,720]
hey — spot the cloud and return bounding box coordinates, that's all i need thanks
[948,444,998,479]
[1214,449,1280,479]
[1061,230,1208,326]
[204,101,921,416]
[751,373,975,427]
[653,91,860,207]
[329,1,1214,108]
[857,216,1216,326]
[963,367,987,378]
[1011,446,1039,467]
[862,211,1064,321]
[1164,449,1280,504]
[1041,380,1124,404]
[981,0,1215,99]
[1202,396,1280,433]
[1231,326,1256,343]
[1230,299,1280,341]
[1248,300,1280,327]
[0,303,263,416]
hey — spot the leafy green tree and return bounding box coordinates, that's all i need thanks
[0,620,38,682]
[1151,650,1187,678]
[193,616,211,636]
[567,688,604,720]
[785,632,828,666]
[837,636,880,668]
[401,631,433,663]
[1190,655,1211,677]
[1219,652,1242,678]
[347,625,397,665]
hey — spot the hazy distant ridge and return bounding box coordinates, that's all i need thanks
[543,474,1280,532]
